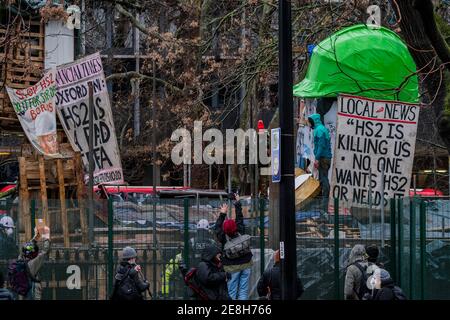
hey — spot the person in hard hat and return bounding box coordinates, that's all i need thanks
[0,215,18,260]
[110,247,150,301]
[11,225,50,300]
[308,113,332,211]
[188,219,216,268]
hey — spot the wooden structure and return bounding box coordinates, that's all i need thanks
[0,16,45,130]
[18,139,88,247]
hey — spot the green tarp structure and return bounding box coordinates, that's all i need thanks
[293,24,419,103]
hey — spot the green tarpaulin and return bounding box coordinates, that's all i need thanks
[293,24,419,103]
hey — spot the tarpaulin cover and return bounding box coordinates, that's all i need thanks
[293,24,419,103]
[24,0,60,9]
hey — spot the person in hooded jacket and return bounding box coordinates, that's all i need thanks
[257,250,304,300]
[0,215,18,261]
[344,244,369,300]
[196,244,231,300]
[213,195,253,300]
[307,113,332,208]
[111,246,150,301]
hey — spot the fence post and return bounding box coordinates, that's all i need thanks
[398,198,403,288]
[409,198,416,299]
[107,197,114,298]
[183,198,190,269]
[390,198,397,282]
[259,198,265,277]
[334,198,340,300]
[30,199,36,234]
[419,199,426,300]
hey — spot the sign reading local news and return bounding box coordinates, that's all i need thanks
[271,128,281,183]
[331,94,419,209]
[55,52,124,185]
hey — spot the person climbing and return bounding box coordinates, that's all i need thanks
[257,250,304,300]
[9,225,50,300]
[110,247,150,301]
[213,194,253,300]
[307,113,332,210]
[344,244,370,300]
[196,244,231,300]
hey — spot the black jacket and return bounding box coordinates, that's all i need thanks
[213,201,253,266]
[257,262,304,300]
[196,245,230,300]
[372,279,396,300]
[189,229,217,267]
[112,262,150,300]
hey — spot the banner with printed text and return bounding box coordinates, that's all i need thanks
[55,52,123,185]
[331,95,420,209]
[6,69,60,157]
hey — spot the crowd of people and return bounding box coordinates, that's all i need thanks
[0,194,406,301]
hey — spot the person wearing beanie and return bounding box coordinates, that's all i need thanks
[110,246,150,301]
[213,195,253,300]
[365,269,406,300]
[365,244,384,267]
[257,250,304,300]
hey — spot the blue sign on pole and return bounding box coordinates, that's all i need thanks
[271,128,281,183]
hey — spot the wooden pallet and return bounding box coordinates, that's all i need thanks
[18,140,89,247]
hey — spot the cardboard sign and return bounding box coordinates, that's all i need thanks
[6,69,60,157]
[55,52,124,185]
[331,95,420,209]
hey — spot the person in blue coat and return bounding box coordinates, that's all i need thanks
[308,113,332,209]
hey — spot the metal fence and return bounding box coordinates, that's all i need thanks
[0,197,270,300]
[1,195,450,299]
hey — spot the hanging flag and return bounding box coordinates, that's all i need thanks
[6,69,60,157]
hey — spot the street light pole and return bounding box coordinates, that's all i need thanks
[278,0,297,300]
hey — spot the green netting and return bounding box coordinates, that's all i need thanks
[293,24,419,103]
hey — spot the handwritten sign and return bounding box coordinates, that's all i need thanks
[331,95,419,209]
[55,52,124,185]
[6,69,60,157]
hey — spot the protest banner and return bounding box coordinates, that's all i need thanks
[6,69,60,157]
[331,94,420,209]
[55,52,124,184]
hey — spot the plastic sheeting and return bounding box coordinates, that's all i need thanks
[293,24,419,103]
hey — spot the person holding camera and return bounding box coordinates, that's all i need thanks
[213,194,253,300]
[110,246,150,301]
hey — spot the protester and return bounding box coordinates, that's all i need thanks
[0,215,18,260]
[8,225,50,300]
[364,269,406,300]
[0,271,13,300]
[257,250,304,300]
[196,244,231,300]
[213,195,253,300]
[110,246,150,301]
[307,113,332,209]
[344,244,370,300]
[366,244,384,267]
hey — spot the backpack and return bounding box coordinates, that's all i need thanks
[183,268,209,301]
[8,259,32,296]
[392,286,407,300]
[351,262,375,300]
[111,269,142,301]
[223,233,251,259]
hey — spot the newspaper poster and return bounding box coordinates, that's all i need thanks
[6,69,60,157]
[55,52,124,184]
[331,94,420,209]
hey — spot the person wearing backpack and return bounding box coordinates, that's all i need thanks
[196,244,231,300]
[110,246,150,301]
[9,225,50,300]
[0,271,13,300]
[364,269,407,300]
[257,249,304,300]
[213,195,253,300]
[344,244,370,300]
